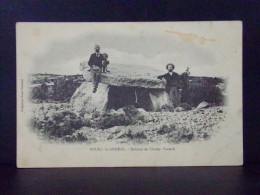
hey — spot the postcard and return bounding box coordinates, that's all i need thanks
[17,21,242,167]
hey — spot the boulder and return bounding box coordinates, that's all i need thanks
[174,107,185,112]
[109,109,117,114]
[196,101,210,110]
[108,108,126,115]
[116,108,126,115]
[137,108,147,115]
[83,114,92,119]
[110,126,121,134]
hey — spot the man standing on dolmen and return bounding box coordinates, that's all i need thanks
[88,45,104,93]
[157,63,181,107]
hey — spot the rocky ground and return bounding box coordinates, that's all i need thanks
[31,102,226,145]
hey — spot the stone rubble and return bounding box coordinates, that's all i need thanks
[31,102,226,144]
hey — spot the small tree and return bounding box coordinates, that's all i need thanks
[179,67,191,103]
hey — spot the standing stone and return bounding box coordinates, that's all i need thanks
[70,82,109,114]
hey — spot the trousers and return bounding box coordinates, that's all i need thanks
[91,68,101,92]
[168,87,181,107]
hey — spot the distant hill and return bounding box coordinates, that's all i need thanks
[30,73,85,85]
[29,74,85,103]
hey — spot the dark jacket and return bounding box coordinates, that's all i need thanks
[157,72,180,93]
[88,53,104,69]
[102,59,109,67]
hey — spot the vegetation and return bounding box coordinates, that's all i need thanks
[53,77,80,102]
[178,103,192,110]
[97,105,145,129]
[179,67,225,107]
[30,74,84,102]
[157,124,176,135]
[31,83,48,100]
[154,123,211,143]
[32,109,85,139]
[32,104,145,141]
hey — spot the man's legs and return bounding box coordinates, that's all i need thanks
[102,66,106,73]
[88,65,93,71]
[92,69,101,93]
[91,71,96,92]
[105,66,110,72]
[168,87,181,107]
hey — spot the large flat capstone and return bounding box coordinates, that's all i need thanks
[80,62,165,89]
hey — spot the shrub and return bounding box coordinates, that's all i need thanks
[183,83,224,106]
[97,105,145,129]
[53,78,81,102]
[167,127,194,143]
[31,84,48,100]
[126,130,147,139]
[178,103,192,111]
[97,113,131,129]
[157,124,176,135]
[122,105,145,124]
[32,104,146,139]
[179,68,225,106]
[64,131,88,142]
[156,104,175,112]
[81,118,96,128]
[33,109,86,139]
[122,105,139,116]
[30,75,82,102]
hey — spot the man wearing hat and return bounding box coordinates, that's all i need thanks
[157,63,181,107]
[88,45,104,93]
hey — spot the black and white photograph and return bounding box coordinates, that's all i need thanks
[16,22,242,167]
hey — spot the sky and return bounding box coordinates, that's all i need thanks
[17,22,242,77]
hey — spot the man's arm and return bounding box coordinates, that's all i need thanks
[88,54,94,66]
[157,73,167,80]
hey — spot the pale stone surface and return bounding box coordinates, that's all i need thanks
[196,101,210,110]
[116,108,126,115]
[149,91,169,110]
[80,62,165,89]
[174,107,185,112]
[70,82,110,114]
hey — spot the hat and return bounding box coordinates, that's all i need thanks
[103,53,108,57]
[94,45,100,49]
[166,63,175,70]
